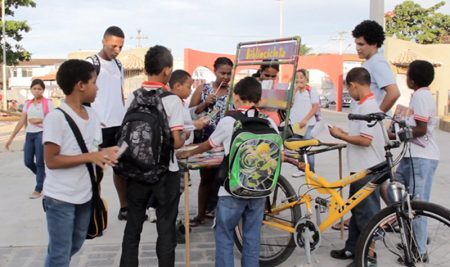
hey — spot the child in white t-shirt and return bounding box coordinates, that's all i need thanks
[394,60,439,261]
[42,59,119,267]
[328,67,385,266]
[177,77,278,266]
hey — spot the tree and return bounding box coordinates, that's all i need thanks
[300,44,313,55]
[1,0,36,65]
[385,1,450,44]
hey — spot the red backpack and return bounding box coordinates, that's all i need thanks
[25,97,50,116]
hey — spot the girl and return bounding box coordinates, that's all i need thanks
[5,79,54,198]
[189,57,233,226]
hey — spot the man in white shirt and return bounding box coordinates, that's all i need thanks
[87,26,128,220]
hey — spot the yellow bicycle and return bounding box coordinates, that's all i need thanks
[234,113,450,267]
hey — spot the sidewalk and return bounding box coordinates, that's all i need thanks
[0,110,449,266]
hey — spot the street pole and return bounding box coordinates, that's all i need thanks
[277,0,283,82]
[2,0,7,110]
[370,0,385,28]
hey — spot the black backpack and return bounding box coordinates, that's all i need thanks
[87,54,122,75]
[113,88,173,184]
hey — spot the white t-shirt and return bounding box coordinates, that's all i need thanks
[23,99,55,133]
[208,108,279,196]
[43,102,103,204]
[347,95,385,173]
[182,104,195,145]
[125,84,185,172]
[289,88,319,126]
[363,52,396,108]
[405,88,439,160]
[88,55,125,128]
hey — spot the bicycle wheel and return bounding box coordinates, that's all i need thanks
[355,201,450,267]
[234,175,302,266]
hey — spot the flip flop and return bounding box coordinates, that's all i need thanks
[189,216,205,227]
[331,220,349,231]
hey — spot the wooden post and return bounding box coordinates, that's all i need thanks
[184,170,190,266]
[338,147,344,240]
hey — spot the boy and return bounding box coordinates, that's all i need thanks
[177,77,278,266]
[43,59,119,266]
[328,67,385,267]
[120,45,185,267]
[395,60,439,263]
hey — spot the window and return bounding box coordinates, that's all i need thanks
[21,68,33,77]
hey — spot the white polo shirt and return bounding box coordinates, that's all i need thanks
[43,102,103,204]
[208,107,278,196]
[125,81,185,172]
[406,88,439,160]
[289,87,320,126]
[23,99,55,133]
[347,94,385,173]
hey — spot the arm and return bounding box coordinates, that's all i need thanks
[299,103,319,128]
[5,113,27,150]
[44,142,119,169]
[189,85,216,114]
[28,118,44,125]
[411,119,427,138]
[171,130,186,149]
[329,126,371,147]
[379,84,400,112]
[176,140,213,159]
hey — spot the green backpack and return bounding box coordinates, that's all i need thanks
[224,108,283,198]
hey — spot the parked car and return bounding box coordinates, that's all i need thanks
[342,91,352,108]
[319,95,330,108]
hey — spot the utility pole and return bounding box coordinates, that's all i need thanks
[2,0,7,110]
[130,29,148,48]
[331,31,347,55]
[277,0,284,82]
[370,0,385,28]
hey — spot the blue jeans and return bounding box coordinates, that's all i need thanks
[43,196,92,267]
[294,125,315,171]
[395,157,438,254]
[24,131,45,192]
[214,196,265,267]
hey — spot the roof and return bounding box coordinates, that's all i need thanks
[16,58,65,66]
[391,49,442,68]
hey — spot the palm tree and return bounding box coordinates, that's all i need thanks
[300,44,313,56]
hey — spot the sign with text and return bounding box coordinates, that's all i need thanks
[238,41,298,62]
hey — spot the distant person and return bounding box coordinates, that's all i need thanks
[188,57,233,226]
[329,67,384,267]
[87,26,128,220]
[43,59,119,266]
[5,79,54,199]
[289,69,319,172]
[120,45,186,267]
[253,60,280,83]
[393,60,439,263]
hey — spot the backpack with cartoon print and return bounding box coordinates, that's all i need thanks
[224,108,283,198]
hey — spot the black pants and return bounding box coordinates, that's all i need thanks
[344,173,381,253]
[120,171,181,267]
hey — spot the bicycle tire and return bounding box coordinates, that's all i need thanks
[234,175,302,266]
[354,201,450,267]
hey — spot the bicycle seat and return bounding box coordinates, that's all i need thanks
[284,138,320,150]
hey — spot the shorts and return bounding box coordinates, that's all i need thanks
[100,126,120,148]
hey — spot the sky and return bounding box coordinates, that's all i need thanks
[10,0,450,60]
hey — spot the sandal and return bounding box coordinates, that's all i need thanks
[331,219,350,231]
[204,210,215,219]
[189,216,205,227]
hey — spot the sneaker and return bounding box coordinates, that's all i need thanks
[29,191,42,199]
[292,171,305,178]
[330,248,354,260]
[148,208,157,223]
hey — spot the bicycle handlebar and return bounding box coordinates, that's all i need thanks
[348,112,386,122]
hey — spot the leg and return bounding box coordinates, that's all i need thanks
[303,125,315,172]
[71,200,92,256]
[241,198,265,267]
[44,196,76,267]
[34,132,45,193]
[195,168,216,222]
[214,196,246,267]
[114,173,128,210]
[155,171,181,267]
[23,133,37,175]
[120,180,152,267]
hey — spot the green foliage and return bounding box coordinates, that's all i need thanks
[386,1,450,44]
[0,0,36,65]
[300,44,313,56]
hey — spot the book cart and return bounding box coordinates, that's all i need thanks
[179,37,346,266]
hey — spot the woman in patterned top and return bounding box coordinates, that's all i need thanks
[189,57,233,226]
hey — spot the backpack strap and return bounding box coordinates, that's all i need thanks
[114,59,122,72]
[25,99,32,111]
[87,55,101,75]
[56,108,99,195]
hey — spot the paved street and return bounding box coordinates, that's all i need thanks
[0,110,449,267]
